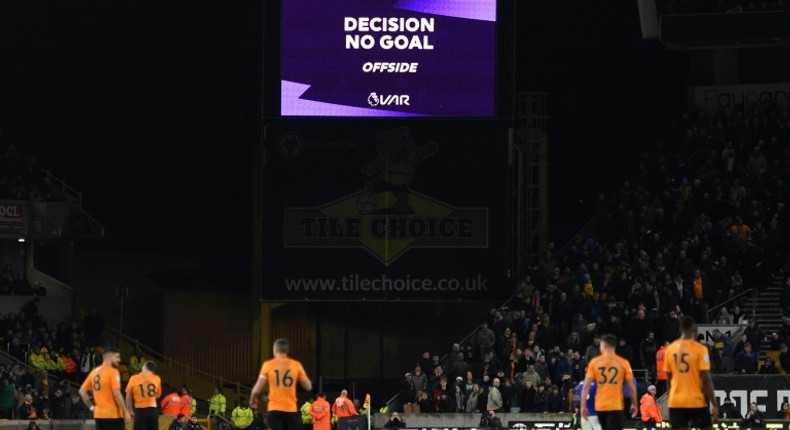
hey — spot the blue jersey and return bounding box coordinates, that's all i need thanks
[577,381,597,416]
[623,377,637,398]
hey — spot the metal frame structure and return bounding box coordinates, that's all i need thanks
[515,92,549,279]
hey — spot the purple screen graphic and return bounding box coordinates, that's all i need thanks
[281,0,496,117]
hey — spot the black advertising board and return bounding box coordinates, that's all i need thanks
[261,120,512,301]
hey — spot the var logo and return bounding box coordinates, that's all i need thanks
[367,92,410,107]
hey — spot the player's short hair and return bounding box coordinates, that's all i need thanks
[144,361,157,372]
[317,392,325,398]
[600,334,617,349]
[103,347,120,356]
[681,315,696,331]
[274,338,289,354]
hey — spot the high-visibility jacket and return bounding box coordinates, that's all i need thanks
[310,398,331,430]
[640,393,662,423]
[161,393,183,416]
[54,355,67,372]
[62,355,77,374]
[332,396,357,418]
[655,346,667,381]
[301,401,313,424]
[29,351,47,372]
[129,355,145,374]
[180,394,193,418]
[231,406,254,429]
[191,397,196,417]
[209,393,226,415]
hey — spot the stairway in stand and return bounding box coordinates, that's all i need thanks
[742,275,784,357]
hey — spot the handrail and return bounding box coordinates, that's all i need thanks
[706,288,757,321]
[104,325,253,393]
[43,170,82,204]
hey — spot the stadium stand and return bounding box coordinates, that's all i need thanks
[389,103,790,413]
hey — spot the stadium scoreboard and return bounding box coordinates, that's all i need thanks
[279,0,497,117]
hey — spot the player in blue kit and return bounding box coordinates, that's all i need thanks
[578,380,602,430]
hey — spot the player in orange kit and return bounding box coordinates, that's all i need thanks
[250,339,313,430]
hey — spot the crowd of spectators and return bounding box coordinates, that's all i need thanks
[0,301,108,419]
[393,104,790,414]
[0,264,46,296]
[660,0,790,14]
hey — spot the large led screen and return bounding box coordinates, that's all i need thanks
[280,0,496,117]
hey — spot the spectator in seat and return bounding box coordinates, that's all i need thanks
[231,399,254,429]
[741,402,764,428]
[712,329,733,373]
[759,357,780,374]
[735,343,758,374]
[169,414,186,430]
[639,331,658,377]
[719,397,741,419]
[487,378,503,412]
[466,384,484,413]
[415,391,431,412]
[411,365,427,393]
[50,383,68,419]
[26,421,42,430]
[18,394,37,419]
[768,332,783,351]
[534,385,547,413]
[0,378,15,419]
[432,377,451,412]
[476,324,496,358]
[449,382,466,412]
[776,401,790,420]
[731,305,747,325]
[69,391,87,419]
[383,412,406,428]
[663,310,681,343]
[521,381,536,412]
[186,416,200,430]
[545,385,563,413]
[715,307,734,325]
[745,321,766,353]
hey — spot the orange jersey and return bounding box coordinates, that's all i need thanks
[126,372,162,408]
[585,352,634,412]
[310,398,331,428]
[81,365,123,419]
[664,338,710,408]
[260,357,309,412]
[656,346,667,380]
[161,393,183,416]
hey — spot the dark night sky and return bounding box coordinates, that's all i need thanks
[0,2,686,264]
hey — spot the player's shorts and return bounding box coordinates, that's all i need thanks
[596,410,625,430]
[133,407,159,430]
[669,407,712,429]
[267,410,300,430]
[581,415,602,430]
[95,418,125,430]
